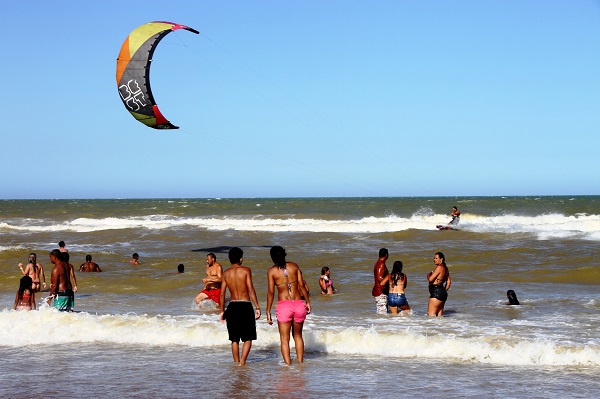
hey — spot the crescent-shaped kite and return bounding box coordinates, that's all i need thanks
[116,21,199,129]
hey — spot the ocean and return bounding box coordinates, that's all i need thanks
[1,196,599,398]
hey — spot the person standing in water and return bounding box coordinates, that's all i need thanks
[219,247,261,366]
[18,253,46,292]
[266,246,311,365]
[427,252,451,317]
[381,261,410,314]
[372,248,390,314]
[48,249,73,311]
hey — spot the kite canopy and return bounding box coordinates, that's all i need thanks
[116,21,199,129]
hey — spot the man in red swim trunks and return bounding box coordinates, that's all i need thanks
[195,253,223,306]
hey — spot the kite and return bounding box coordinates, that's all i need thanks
[116,21,199,129]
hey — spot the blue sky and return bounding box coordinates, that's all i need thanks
[2,0,599,199]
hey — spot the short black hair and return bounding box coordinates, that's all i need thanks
[228,247,243,264]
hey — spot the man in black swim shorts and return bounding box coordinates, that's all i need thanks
[219,247,261,366]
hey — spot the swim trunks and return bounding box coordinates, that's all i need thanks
[276,300,307,323]
[387,293,409,307]
[223,301,256,343]
[201,288,221,305]
[53,290,74,311]
[374,293,388,314]
[429,284,448,303]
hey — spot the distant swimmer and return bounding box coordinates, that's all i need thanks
[80,255,102,272]
[177,264,185,274]
[381,261,410,314]
[195,253,223,306]
[507,290,520,305]
[18,253,46,292]
[219,247,261,366]
[14,276,36,311]
[59,240,68,253]
[128,253,140,265]
[319,267,336,295]
[427,252,451,317]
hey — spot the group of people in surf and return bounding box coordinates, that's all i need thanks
[372,248,452,316]
[13,241,103,312]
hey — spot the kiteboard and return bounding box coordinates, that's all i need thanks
[436,225,459,231]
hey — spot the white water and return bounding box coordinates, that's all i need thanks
[1,212,599,240]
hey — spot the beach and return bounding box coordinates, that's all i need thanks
[1,196,599,398]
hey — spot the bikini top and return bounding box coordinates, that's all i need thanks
[275,266,296,300]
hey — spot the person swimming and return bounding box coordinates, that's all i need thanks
[507,290,520,305]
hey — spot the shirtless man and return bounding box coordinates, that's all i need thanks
[195,253,223,306]
[60,252,78,293]
[59,241,68,253]
[372,248,390,314]
[80,254,102,272]
[427,252,452,317]
[219,247,261,366]
[48,249,73,311]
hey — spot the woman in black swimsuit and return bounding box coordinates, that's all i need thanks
[427,252,451,317]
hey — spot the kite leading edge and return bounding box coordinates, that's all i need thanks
[116,21,199,129]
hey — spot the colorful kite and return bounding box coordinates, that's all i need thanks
[116,21,199,129]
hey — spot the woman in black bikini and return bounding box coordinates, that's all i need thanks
[427,252,451,317]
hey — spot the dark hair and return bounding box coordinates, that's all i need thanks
[390,261,404,287]
[228,247,243,264]
[270,246,287,268]
[378,248,388,258]
[321,266,329,275]
[60,252,70,262]
[50,249,61,258]
[86,254,92,262]
[132,253,139,259]
[435,252,446,266]
[19,276,33,298]
[29,253,37,264]
[507,290,520,305]
[177,264,185,273]
[59,241,66,247]
[207,253,216,260]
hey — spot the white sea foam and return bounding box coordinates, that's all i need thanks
[1,309,599,367]
[1,213,599,240]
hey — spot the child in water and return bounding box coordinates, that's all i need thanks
[14,276,36,311]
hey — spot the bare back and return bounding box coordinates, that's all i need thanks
[222,265,254,301]
[388,273,407,294]
[268,262,304,301]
